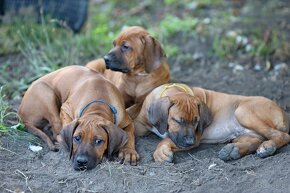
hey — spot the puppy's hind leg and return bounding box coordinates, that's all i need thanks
[24,83,62,151]
[47,105,62,142]
[235,103,290,158]
[218,135,263,161]
[25,124,59,151]
[35,86,63,146]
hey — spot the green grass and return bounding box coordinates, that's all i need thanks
[0,87,12,134]
[0,86,40,145]
[212,28,283,59]
[0,18,111,98]
[159,15,199,38]
[0,86,24,135]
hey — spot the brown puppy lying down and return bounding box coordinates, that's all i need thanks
[135,83,290,162]
[86,26,170,119]
[18,66,139,170]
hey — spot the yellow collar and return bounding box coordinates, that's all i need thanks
[160,83,192,97]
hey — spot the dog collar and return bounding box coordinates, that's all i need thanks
[79,99,117,124]
[160,83,192,97]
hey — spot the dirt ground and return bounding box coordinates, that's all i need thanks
[1,1,290,193]
[1,56,290,193]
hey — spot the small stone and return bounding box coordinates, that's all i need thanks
[233,64,244,73]
[236,36,248,45]
[139,169,147,175]
[274,63,288,71]
[29,144,43,152]
[245,44,252,52]
[203,18,211,24]
[228,62,236,68]
[236,35,242,44]
[148,171,155,176]
[273,63,288,76]
[226,31,237,37]
[187,2,198,10]
[193,52,204,60]
[254,64,262,71]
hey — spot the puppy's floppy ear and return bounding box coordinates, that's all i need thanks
[147,97,173,135]
[141,35,166,73]
[102,122,128,159]
[197,102,212,134]
[60,119,79,159]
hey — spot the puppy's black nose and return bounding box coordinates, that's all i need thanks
[184,136,195,146]
[104,54,112,64]
[76,155,88,166]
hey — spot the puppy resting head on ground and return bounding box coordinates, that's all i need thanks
[148,94,212,149]
[61,116,128,170]
[104,26,165,74]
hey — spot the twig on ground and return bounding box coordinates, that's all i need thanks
[0,146,18,155]
[188,153,203,163]
[105,161,112,177]
[58,177,77,184]
[4,188,14,193]
[0,183,6,188]
[76,187,103,193]
[15,169,32,192]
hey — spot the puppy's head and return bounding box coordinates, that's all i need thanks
[148,94,212,149]
[104,26,165,74]
[61,116,128,171]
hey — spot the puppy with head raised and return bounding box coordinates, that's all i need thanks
[86,26,170,119]
[18,66,139,170]
[135,83,290,162]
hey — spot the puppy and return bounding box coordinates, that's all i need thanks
[18,66,139,170]
[86,26,170,119]
[135,83,290,162]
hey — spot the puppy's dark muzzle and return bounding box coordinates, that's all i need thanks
[184,136,195,146]
[169,132,196,148]
[103,54,130,73]
[104,54,113,69]
[74,154,99,171]
[74,154,89,171]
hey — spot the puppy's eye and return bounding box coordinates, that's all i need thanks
[121,44,130,51]
[73,135,81,143]
[172,118,182,124]
[95,139,103,146]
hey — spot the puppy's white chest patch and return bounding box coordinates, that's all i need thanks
[201,115,261,143]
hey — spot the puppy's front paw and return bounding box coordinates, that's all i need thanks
[218,143,241,161]
[118,148,139,166]
[153,144,174,163]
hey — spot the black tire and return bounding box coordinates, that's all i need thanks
[4,0,88,33]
